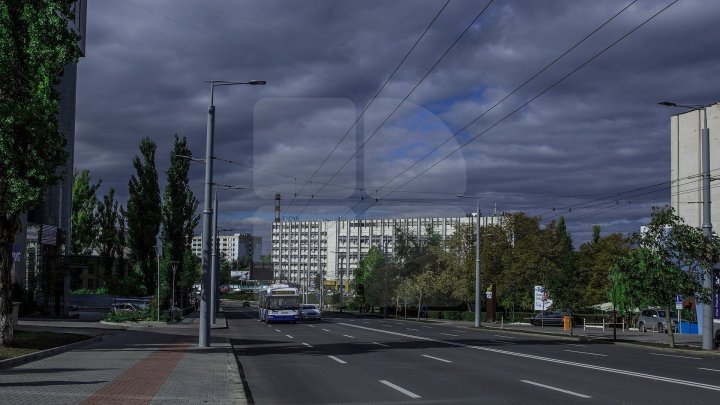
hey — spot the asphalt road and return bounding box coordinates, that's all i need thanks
[221,301,720,404]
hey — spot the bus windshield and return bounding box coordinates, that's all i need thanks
[268,296,298,310]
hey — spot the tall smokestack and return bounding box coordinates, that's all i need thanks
[275,193,281,223]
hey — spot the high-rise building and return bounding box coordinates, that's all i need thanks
[670,102,720,228]
[271,216,500,292]
[191,233,262,263]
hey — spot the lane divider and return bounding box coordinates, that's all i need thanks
[521,380,591,399]
[328,355,346,364]
[379,380,421,399]
[563,350,606,357]
[422,354,452,363]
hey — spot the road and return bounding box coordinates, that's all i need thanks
[221,301,720,404]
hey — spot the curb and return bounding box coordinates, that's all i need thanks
[0,335,103,370]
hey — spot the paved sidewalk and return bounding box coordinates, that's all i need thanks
[2,310,244,404]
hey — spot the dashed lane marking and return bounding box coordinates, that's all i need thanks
[650,353,701,360]
[563,350,606,357]
[422,354,452,363]
[379,380,421,399]
[521,380,591,399]
[328,355,346,364]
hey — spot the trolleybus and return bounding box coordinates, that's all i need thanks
[259,284,300,323]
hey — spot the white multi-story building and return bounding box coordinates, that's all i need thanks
[670,102,720,228]
[191,233,262,263]
[271,216,500,292]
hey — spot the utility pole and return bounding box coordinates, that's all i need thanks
[383,241,388,317]
[475,200,481,328]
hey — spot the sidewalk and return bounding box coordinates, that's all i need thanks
[2,309,244,404]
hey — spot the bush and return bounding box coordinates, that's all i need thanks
[71,287,109,295]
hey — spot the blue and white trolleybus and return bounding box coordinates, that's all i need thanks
[259,284,300,323]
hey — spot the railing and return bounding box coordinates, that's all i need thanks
[583,318,626,331]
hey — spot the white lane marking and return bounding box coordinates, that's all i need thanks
[274,329,281,332]
[563,349,606,357]
[452,329,468,333]
[494,334,516,339]
[650,353,702,360]
[521,380,591,399]
[322,329,331,332]
[440,333,458,337]
[490,340,517,345]
[379,380,421,399]
[422,326,432,329]
[302,342,313,348]
[286,335,294,339]
[422,354,452,363]
[328,355,346,364]
[407,328,420,331]
[371,341,390,347]
[363,321,370,324]
[699,367,720,372]
[307,325,315,328]
[382,324,392,327]
[339,323,720,393]
[343,334,355,339]
[563,343,587,347]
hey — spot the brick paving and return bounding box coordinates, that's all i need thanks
[2,311,245,405]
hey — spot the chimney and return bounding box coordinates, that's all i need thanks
[275,193,281,223]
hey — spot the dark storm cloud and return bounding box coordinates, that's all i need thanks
[75,0,720,249]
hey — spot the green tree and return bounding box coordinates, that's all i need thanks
[352,246,384,311]
[0,0,79,345]
[71,169,100,255]
[545,217,580,334]
[126,138,162,295]
[397,269,437,321]
[161,135,199,305]
[96,188,121,289]
[612,206,720,348]
[576,230,630,307]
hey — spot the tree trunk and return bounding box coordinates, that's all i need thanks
[0,213,22,346]
[665,304,675,348]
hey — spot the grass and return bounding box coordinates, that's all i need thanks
[0,330,92,361]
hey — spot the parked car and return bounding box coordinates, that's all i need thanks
[112,303,140,313]
[300,304,321,321]
[530,311,573,326]
[637,308,676,333]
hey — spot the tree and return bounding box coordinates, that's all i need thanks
[125,138,162,295]
[161,135,199,306]
[576,231,630,307]
[0,1,79,345]
[545,217,580,334]
[352,246,384,311]
[612,206,720,348]
[397,269,437,321]
[71,169,100,255]
[96,188,121,289]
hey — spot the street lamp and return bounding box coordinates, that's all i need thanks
[199,79,265,348]
[659,101,712,350]
[458,195,481,327]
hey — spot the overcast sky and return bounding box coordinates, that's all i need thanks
[75,0,719,251]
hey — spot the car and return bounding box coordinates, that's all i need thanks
[242,301,251,307]
[300,304,321,321]
[112,303,140,313]
[530,311,572,326]
[638,308,676,333]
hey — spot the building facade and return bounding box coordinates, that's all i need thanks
[191,233,262,263]
[271,216,501,293]
[670,102,720,228]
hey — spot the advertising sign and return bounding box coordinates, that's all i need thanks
[534,286,553,311]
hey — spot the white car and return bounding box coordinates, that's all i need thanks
[300,304,321,321]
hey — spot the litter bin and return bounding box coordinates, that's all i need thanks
[563,315,571,331]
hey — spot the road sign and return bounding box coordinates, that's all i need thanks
[675,295,683,310]
[534,286,553,311]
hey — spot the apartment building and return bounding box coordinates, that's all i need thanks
[191,233,262,263]
[271,215,500,292]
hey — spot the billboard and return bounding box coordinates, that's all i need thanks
[534,286,553,311]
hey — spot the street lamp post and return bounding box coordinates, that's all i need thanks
[458,195,481,327]
[659,101,712,350]
[199,79,265,348]
[211,194,218,325]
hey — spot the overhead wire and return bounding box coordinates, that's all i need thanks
[285,0,452,213]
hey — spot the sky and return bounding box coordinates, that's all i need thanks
[74,0,720,252]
